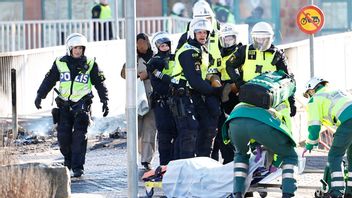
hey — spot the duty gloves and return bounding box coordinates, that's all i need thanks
[102,101,109,117]
[34,95,42,109]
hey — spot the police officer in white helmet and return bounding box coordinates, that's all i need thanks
[226,21,297,118]
[35,33,109,177]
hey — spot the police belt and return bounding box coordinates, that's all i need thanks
[55,94,93,109]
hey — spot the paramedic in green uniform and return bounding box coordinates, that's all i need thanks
[223,101,298,198]
[302,77,352,198]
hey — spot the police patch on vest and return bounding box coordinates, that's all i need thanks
[192,52,200,59]
[248,50,256,60]
[82,64,89,73]
[98,71,106,81]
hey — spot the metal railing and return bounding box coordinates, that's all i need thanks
[0,16,191,53]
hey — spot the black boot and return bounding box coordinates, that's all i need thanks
[244,192,253,197]
[282,193,294,198]
[73,169,84,177]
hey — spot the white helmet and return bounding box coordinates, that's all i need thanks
[251,22,274,51]
[192,0,215,18]
[188,17,213,40]
[151,31,171,53]
[303,77,328,98]
[66,33,88,56]
[172,2,185,16]
[219,23,238,48]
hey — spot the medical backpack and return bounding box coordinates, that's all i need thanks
[239,70,296,109]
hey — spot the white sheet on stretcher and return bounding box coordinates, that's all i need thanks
[162,151,280,198]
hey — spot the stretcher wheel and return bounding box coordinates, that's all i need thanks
[259,192,267,198]
[146,187,154,198]
[314,189,325,198]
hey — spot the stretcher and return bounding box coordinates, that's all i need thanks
[141,151,323,198]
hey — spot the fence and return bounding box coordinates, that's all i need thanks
[0,16,191,53]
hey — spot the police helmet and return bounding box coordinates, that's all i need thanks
[151,31,171,53]
[303,77,328,98]
[188,17,213,40]
[66,33,88,56]
[251,22,274,51]
[192,0,215,18]
[172,2,185,16]
[219,23,238,48]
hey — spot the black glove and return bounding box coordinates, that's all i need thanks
[34,95,42,109]
[288,96,296,117]
[102,101,109,117]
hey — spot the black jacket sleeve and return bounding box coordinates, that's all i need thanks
[90,62,109,102]
[179,50,219,95]
[36,61,60,99]
[272,48,289,74]
[226,45,246,87]
[92,5,101,19]
[147,57,172,95]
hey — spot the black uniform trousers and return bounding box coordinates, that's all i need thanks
[57,101,90,171]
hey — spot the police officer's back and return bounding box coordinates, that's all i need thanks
[92,0,113,41]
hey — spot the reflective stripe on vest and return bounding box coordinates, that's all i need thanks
[99,5,112,19]
[56,58,94,102]
[313,89,352,126]
[242,45,276,82]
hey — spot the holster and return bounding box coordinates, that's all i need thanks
[51,108,60,124]
[168,97,186,118]
[55,97,70,109]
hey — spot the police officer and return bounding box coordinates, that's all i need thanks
[34,33,109,177]
[302,77,352,198]
[223,101,298,198]
[176,0,222,66]
[226,21,297,117]
[172,17,228,157]
[92,0,113,41]
[146,31,177,165]
[211,23,242,164]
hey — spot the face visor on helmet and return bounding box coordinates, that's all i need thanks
[251,33,273,51]
[220,35,237,48]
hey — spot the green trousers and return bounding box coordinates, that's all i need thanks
[229,118,298,195]
[328,118,352,196]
